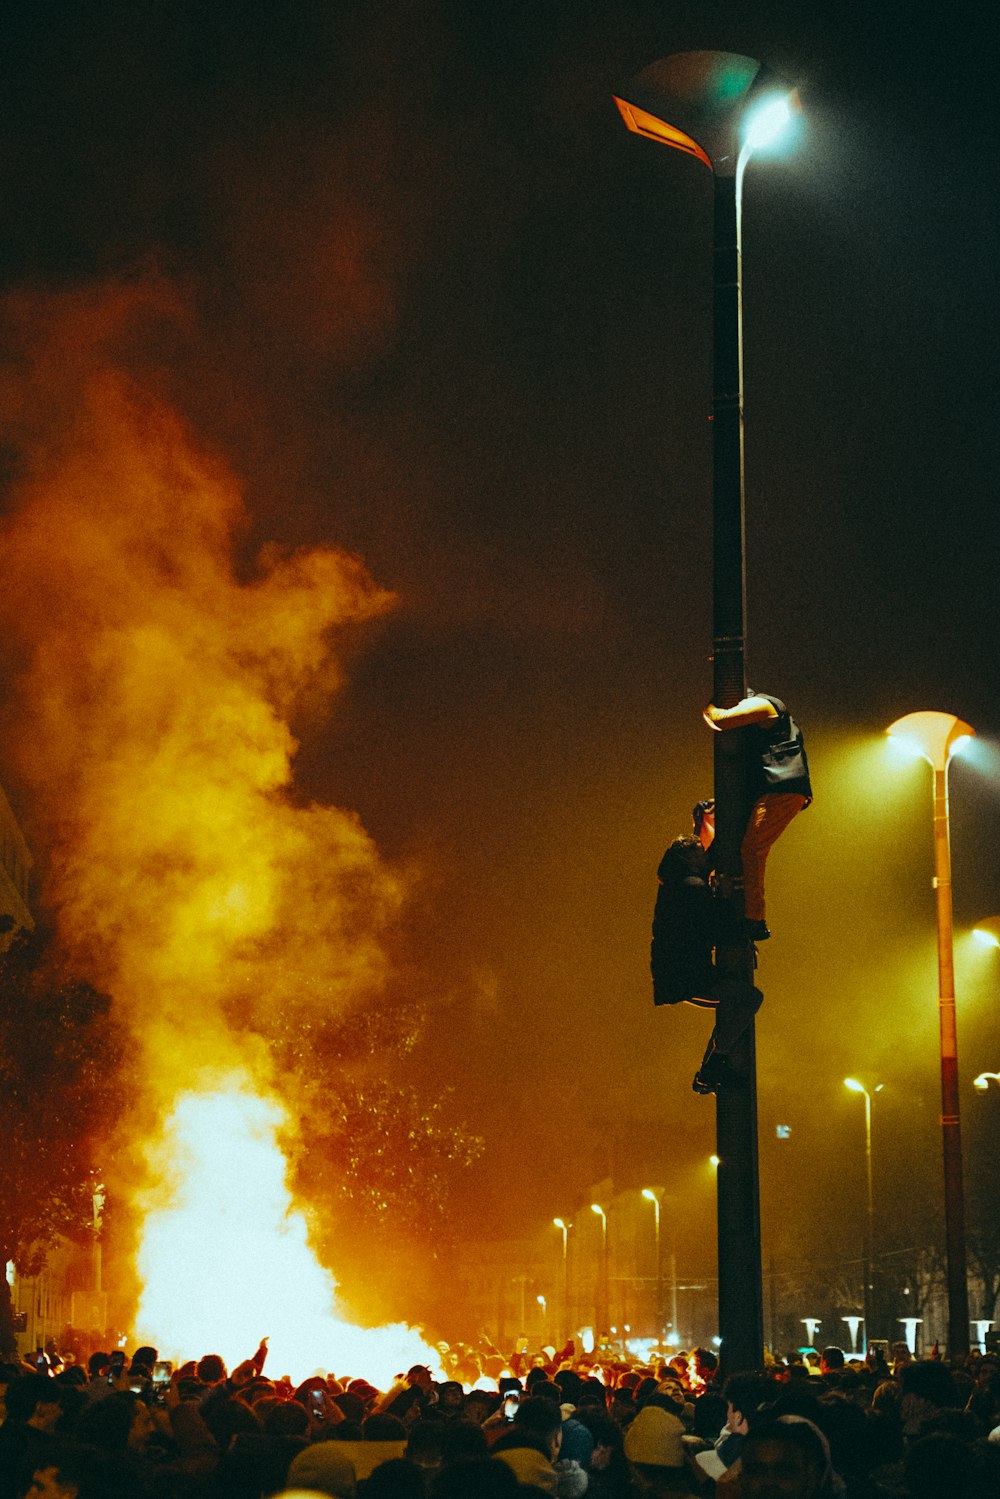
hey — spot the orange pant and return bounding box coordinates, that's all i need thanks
[741,792,808,921]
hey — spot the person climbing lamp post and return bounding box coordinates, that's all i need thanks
[615,51,797,1376]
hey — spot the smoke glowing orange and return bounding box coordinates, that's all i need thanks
[0,284,434,1373]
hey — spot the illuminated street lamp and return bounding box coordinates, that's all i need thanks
[844,1078,883,1343]
[973,1073,1000,1091]
[642,1188,664,1343]
[972,916,1000,949]
[553,1218,572,1341]
[591,1203,609,1339]
[886,710,975,1356]
[615,53,797,1376]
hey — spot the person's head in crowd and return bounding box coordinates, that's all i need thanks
[818,1347,844,1377]
[354,1457,425,1499]
[85,1354,110,1382]
[286,1440,357,1498]
[691,1390,727,1440]
[461,1389,493,1424]
[558,1413,594,1470]
[334,1391,366,1425]
[430,1457,521,1498]
[724,1372,772,1436]
[6,1373,63,1433]
[611,1389,637,1427]
[363,1412,408,1442]
[691,1347,718,1385]
[555,1370,584,1406]
[437,1380,464,1413]
[54,1368,87,1389]
[741,1417,833,1498]
[634,1376,658,1408]
[891,1341,913,1373]
[129,1347,157,1379]
[196,1353,227,1386]
[576,1411,621,1471]
[72,1391,153,1453]
[904,1431,980,1499]
[439,1419,488,1466]
[406,1420,444,1474]
[623,1405,688,1492]
[510,1395,563,1460]
[26,1443,104,1499]
[528,1380,562,1405]
[406,1365,434,1395]
[0,1362,21,1425]
[899,1360,960,1433]
[261,1398,310,1437]
[327,1420,363,1442]
[813,1393,868,1480]
[202,1391,262,1449]
[577,1379,608,1410]
[524,1366,550,1392]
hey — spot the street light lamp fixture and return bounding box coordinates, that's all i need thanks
[886,709,976,1356]
[591,1204,609,1339]
[974,1073,1000,1091]
[844,1078,883,1345]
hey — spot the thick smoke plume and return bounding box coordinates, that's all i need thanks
[0,279,400,1148]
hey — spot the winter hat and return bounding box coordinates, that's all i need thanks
[287,1443,357,1498]
[623,1406,686,1468]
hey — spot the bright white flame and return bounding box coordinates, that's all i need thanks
[134,1080,441,1386]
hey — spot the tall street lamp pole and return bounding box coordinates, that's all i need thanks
[642,1189,663,1344]
[615,51,797,1376]
[553,1218,571,1343]
[887,710,975,1357]
[844,1078,882,1344]
[591,1203,609,1340]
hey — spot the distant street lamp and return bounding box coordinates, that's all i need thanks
[591,1204,609,1338]
[973,1073,1000,1091]
[553,1218,572,1341]
[844,1078,883,1343]
[642,1189,664,1343]
[615,51,797,1377]
[887,710,975,1356]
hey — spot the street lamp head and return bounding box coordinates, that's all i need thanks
[974,1072,1000,1091]
[590,1203,606,1219]
[642,1188,657,1203]
[844,1077,865,1095]
[553,1217,566,1230]
[742,92,798,154]
[886,711,976,772]
[972,917,1000,949]
[613,50,795,177]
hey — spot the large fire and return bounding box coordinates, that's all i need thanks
[0,284,437,1378]
[135,1081,440,1384]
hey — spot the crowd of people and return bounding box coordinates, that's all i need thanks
[2,1336,999,1499]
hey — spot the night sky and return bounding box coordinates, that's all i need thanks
[2,0,998,1325]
